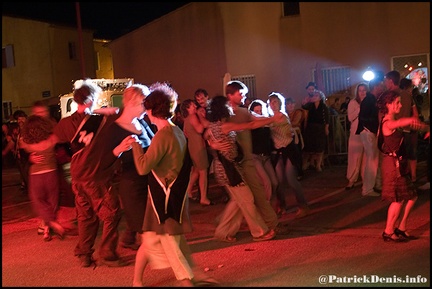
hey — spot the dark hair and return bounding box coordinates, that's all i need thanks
[385,70,401,86]
[73,79,101,104]
[207,95,230,122]
[21,115,54,144]
[194,88,208,98]
[180,99,195,118]
[226,80,248,96]
[377,90,399,114]
[13,110,27,120]
[305,82,317,89]
[399,78,413,90]
[248,100,262,113]
[368,78,383,92]
[145,82,178,119]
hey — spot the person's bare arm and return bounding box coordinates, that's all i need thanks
[197,108,210,128]
[383,117,428,135]
[220,113,284,134]
[2,139,15,156]
[189,114,205,134]
[19,134,59,152]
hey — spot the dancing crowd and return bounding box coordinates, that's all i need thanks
[2,71,429,286]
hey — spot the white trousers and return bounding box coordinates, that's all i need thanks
[142,231,194,281]
[346,133,364,183]
[359,130,379,195]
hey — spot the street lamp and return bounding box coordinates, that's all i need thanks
[362,67,375,81]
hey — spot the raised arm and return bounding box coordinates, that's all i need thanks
[221,113,284,134]
[19,133,59,152]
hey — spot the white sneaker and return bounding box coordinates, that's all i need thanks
[418,182,430,190]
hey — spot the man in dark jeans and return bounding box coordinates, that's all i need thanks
[24,80,124,268]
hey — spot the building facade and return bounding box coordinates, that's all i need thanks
[108,2,430,118]
[2,16,96,120]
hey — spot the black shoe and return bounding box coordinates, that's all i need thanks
[382,232,408,242]
[79,255,94,268]
[345,183,355,190]
[394,228,418,240]
[373,187,382,193]
[99,257,127,267]
[274,224,289,235]
[64,227,78,236]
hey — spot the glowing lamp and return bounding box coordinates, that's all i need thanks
[362,69,375,81]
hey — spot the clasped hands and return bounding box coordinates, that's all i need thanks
[115,135,143,156]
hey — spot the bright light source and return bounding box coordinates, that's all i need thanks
[362,70,375,81]
[418,62,422,66]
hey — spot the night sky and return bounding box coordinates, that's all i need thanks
[2,2,189,40]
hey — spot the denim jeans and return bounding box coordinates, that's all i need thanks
[72,180,121,260]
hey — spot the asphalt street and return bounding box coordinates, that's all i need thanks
[2,160,430,287]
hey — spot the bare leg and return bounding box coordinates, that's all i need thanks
[316,152,324,172]
[197,169,210,205]
[397,197,418,232]
[384,201,403,236]
[186,167,199,199]
[132,233,148,287]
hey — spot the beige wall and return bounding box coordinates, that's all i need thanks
[109,2,227,100]
[2,16,96,117]
[109,2,429,111]
[94,39,114,79]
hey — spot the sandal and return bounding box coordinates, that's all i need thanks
[382,232,407,242]
[394,228,418,240]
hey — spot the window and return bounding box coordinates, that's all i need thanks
[313,66,351,97]
[68,42,77,60]
[283,2,300,17]
[95,51,101,71]
[2,45,15,68]
[231,74,257,99]
[392,53,429,94]
[3,101,12,121]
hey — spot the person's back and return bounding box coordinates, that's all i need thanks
[228,106,254,160]
[394,77,419,183]
[55,80,124,268]
[395,78,416,130]
[20,114,63,241]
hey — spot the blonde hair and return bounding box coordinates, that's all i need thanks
[122,84,150,107]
